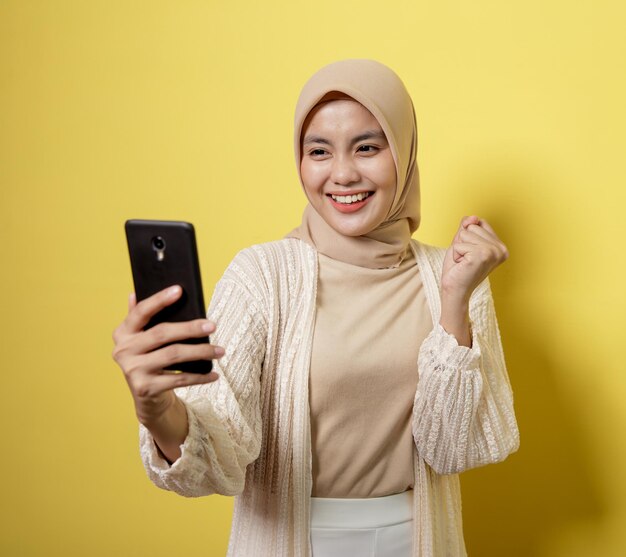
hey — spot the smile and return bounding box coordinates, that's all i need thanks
[329,192,372,205]
[326,191,375,214]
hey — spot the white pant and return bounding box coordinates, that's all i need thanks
[310,491,413,557]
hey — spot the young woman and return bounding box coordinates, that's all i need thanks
[112,59,519,557]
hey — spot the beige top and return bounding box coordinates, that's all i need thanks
[310,249,433,497]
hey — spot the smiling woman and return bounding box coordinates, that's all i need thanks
[112,59,518,557]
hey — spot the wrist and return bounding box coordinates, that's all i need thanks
[439,294,472,348]
[439,307,470,333]
[140,394,189,464]
[135,390,178,429]
[441,283,471,307]
[440,291,470,316]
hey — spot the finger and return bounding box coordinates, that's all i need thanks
[452,217,468,243]
[459,228,501,249]
[452,241,479,262]
[477,218,497,236]
[470,221,508,258]
[130,371,220,399]
[452,240,471,263]
[126,285,183,332]
[116,293,138,340]
[452,215,479,244]
[452,239,473,262]
[136,319,217,354]
[465,223,494,242]
[461,215,480,229]
[140,341,225,374]
[454,239,508,267]
[143,371,220,397]
[458,228,497,246]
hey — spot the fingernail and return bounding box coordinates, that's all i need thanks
[214,347,225,357]
[168,286,181,297]
[202,322,215,333]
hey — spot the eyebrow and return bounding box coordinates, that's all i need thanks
[302,130,388,147]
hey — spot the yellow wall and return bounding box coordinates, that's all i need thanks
[1,1,624,555]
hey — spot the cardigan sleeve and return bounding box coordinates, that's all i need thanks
[412,278,520,475]
[138,255,267,497]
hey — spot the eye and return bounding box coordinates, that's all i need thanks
[357,145,379,155]
[308,148,329,158]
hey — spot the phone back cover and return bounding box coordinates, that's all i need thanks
[125,219,211,373]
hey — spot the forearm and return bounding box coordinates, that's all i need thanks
[439,290,472,348]
[414,284,519,473]
[138,393,189,464]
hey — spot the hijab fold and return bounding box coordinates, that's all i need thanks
[286,59,420,269]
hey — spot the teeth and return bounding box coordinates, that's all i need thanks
[330,192,370,204]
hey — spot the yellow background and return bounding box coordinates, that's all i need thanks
[1,1,625,555]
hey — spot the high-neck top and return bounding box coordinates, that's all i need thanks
[309,248,432,497]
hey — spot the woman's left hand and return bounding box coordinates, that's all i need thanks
[441,215,509,304]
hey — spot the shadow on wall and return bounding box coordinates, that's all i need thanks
[456,169,604,556]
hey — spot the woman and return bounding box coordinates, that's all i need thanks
[112,59,519,556]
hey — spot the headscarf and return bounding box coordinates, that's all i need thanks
[286,59,420,269]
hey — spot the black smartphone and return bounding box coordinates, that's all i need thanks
[125,219,212,374]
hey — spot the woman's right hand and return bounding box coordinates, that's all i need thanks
[112,285,223,428]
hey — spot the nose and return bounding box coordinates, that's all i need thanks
[330,155,360,186]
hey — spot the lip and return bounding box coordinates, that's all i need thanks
[326,191,375,213]
[326,189,372,196]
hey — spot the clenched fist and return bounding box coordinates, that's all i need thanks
[441,215,508,302]
[438,216,508,347]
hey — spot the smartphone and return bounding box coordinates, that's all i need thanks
[125,219,212,374]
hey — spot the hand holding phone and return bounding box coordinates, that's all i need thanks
[113,220,225,439]
[112,284,223,455]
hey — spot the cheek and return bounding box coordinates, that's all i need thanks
[300,160,324,195]
[375,162,397,216]
[372,158,397,197]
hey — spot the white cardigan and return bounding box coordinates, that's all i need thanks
[139,238,519,556]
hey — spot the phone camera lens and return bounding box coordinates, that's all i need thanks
[152,236,166,251]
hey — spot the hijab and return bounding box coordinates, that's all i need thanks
[287,59,420,269]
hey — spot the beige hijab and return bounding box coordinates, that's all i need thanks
[287,59,420,269]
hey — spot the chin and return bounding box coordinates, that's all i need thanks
[314,204,383,237]
[328,220,377,237]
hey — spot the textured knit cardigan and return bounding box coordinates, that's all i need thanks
[139,238,520,557]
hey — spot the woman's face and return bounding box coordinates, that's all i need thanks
[300,99,397,237]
